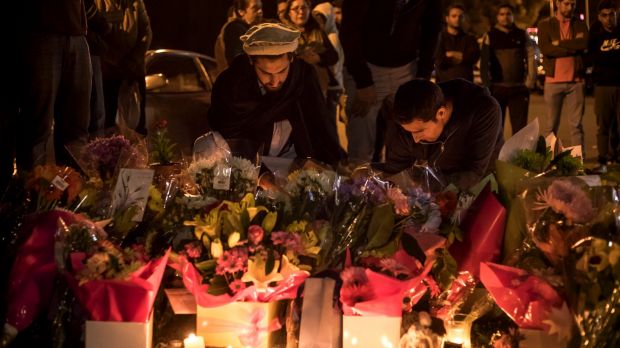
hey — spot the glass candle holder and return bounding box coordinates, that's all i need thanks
[443,313,472,348]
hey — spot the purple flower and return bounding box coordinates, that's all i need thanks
[86,135,133,178]
[536,180,595,224]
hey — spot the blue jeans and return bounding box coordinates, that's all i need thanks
[543,81,585,153]
[18,33,91,169]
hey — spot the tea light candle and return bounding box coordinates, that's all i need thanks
[183,333,205,348]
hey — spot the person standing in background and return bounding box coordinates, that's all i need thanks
[18,0,91,169]
[97,0,152,133]
[214,6,239,77]
[589,0,620,172]
[538,0,588,153]
[340,0,442,165]
[85,0,109,133]
[223,0,264,66]
[481,3,536,135]
[435,4,480,83]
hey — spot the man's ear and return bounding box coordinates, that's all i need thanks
[435,106,446,122]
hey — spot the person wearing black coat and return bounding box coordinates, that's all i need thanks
[383,79,503,189]
[207,23,342,167]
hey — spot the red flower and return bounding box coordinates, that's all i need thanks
[435,191,457,218]
[154,119,168,130]
[340,283,375,307]
[248,225,264,245]
[228,279,247,294]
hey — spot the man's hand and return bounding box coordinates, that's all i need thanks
[299,50,321,65]
[446,51,463,64]
[552,40,560,46]
[351,85,377,118]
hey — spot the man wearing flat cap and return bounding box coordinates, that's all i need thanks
[207,23,342,166]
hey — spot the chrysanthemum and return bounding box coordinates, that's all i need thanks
[535,180,594,224]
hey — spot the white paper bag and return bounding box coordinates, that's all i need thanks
[499,118,540,162]
[342,315,400,348]
[85,311,153,348]
[196,301,280,348]
[298,278,342,348]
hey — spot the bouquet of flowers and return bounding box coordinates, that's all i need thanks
[188,132,261,202]
[172,194,309,304]
[496,119,585,260]
[23,165,84,212]
[565,238,620,347]
[148,119,177,165]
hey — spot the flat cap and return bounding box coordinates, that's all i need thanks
[241,23,301,56]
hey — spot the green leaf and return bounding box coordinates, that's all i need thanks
[195,259,216,273]
[261,212,277,234]
[401,233,427,265]
[265,251,276,275]
[454,227,464,242]
[432,249,457,290]
[207,275,230,296]
[365,204,395,250]
[240,209,250,239]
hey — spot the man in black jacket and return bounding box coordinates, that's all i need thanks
[589,0,620,170]
[207,23,341,167]
[340,0,442,164]
[481,3,536,135]
[435,4,480,83]
[384,79,503,189]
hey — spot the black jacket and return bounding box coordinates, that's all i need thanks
[223,19,251,65]
[384,79,503,189]
[588,24,620,86]
[435,29,480,82]
[480,25,536,87]
[340,0,442,88]
[207,55,342,166]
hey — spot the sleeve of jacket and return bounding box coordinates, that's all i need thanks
[135,0,152,55]
[452,95,501,189]
[525,34,537,88]
[558,20,588,51]
[538,19,576,58]
[480,33,491,87]
[318,31,339,67]
[299,63,342,166]
[224,23,247,65]
[417,0,442,79]
[384,120,416,174]
[340,0,372,88]
[462,34,481,65]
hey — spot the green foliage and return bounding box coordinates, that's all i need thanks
[149,125,176,165]
[432,248,458,291]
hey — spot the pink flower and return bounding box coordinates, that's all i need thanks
[248,225,265,245]
[340,283,375,307]
[216,247,248,275]
[340,266,368,287]
[271,231,302,253]
[228,279,247,294]
[387,187,410,215]
[184,242,202,259]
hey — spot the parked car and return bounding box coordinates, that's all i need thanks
[144,49,217,155]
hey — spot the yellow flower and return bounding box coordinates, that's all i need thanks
[228,232,241,248]
[241,255,283,290]
[148,186,164,213]
[211,239,223,258]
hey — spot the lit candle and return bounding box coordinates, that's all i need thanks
[183,333,205,348]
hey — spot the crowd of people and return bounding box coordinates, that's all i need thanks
[2,0,620,193]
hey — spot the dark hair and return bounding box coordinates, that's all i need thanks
[446,3,466,15]
[277,0,287,3]
[497,3,515,13]
[393,79,445,124]
[227,5,236,18]
[598,0,616,12]
[332,0,343,8]
[233,0,250,17]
